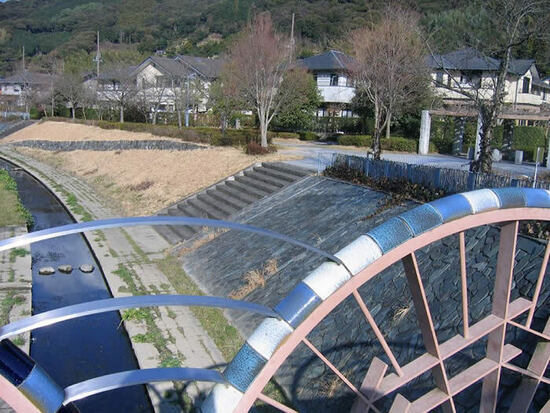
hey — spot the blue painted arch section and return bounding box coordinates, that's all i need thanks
[203,187,550,412]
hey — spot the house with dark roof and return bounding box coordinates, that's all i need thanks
[0,71,53,108]
[128,55,224,114]
[428,48,550,113]
[299,50,357,117]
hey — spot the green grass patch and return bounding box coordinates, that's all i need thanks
[1,292,25,325]
[155,255,243,361]
[9,247,29,263]
[0,169,33,227]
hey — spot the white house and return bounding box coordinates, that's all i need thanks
[298,50,357,117]
[428,48,550,114]
[0,71,53,109]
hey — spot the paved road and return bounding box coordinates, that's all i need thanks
[276,139,547,179]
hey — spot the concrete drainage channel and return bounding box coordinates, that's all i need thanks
[0,158,152,413]
[156,162,312,244]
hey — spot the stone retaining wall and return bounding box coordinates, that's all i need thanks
[10,139,205,152]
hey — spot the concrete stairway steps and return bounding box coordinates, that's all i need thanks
[261,162,310,177]
[252,166,302,183]
[243,170,288,188]
[170,224,198,240]
[197,193,239,217]
[188,197,228,220]
[225,179,270,199]
[234,174,280,194]
[206,188,250,210]
[155,162,312,244]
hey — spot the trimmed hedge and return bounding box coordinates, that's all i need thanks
[45,118,271,147]
[338,135,370,146]
[337,134,418,152]
[298,131,320,141]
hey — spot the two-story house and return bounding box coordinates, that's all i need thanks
[130,55,223,114]
[298,50,357,118]
[0,71,53,109]
[428,48,550,115]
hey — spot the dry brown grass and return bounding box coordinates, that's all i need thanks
[229,258,279,300]
[15,144,296,216]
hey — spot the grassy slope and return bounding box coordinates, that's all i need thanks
[0,169,31,227]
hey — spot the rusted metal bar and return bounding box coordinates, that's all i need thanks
[256,393,298,413]
[508,320,550,341]
[508,317,550,413]
[526,242,550,328]
[352,290,403,376]
[459,232,469,338]
[302,338,380,413]
[402,252,456,413]
[389,394,410,412]
[480,221,518,413]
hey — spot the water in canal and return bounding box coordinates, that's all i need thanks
[0,159,152,412]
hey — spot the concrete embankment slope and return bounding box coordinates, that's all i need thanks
[0,147,225,411]
[0,226,31,413]
[180,176,550,412]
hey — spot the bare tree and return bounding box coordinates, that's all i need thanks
[224,13,311,148]
[99,65,138,123]
[55,72,84,120]
[430,0,549,173]
[351,7,430,159]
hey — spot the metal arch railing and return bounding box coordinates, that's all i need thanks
[0,295,278,340]
[0,216,347,413]
[0,216,344,267]
[62,368,226,405]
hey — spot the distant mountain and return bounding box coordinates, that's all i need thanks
[0,0,548,75]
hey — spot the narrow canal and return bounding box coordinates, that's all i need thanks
[0,158,152,412]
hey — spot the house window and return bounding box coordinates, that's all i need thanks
[435,72,444,84]
[330,74,339,86]
[522,77,530,93]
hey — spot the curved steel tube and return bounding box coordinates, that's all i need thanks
[0,295,278,340]
[0,216,343,265]
[63,368,225,404]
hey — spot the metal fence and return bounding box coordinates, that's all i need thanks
[328,153,550,193]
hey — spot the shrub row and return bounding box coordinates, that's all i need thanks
[46,118,271,147]
[431,118,547,161]
[336,134,418,152]
[298,131,320,141]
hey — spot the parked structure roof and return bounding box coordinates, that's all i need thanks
[428,47,536,76]
[298,50,356,72]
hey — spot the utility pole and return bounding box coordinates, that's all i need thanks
[22,46,25,72]
[93,31,102,78]
[185,73,190,127]
[290,13,295,60]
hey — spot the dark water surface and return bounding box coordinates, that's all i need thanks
[0,159,151,412]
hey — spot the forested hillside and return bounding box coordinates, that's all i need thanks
[0,0,548,75]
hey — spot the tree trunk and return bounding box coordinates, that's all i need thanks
[152,111,157,125]
[51,94,54,117]
[71,105,75,120]
[119,106,124,123]
[221,114,227,138]
[372,100,382,159]
[259,108,268,148]
[470,106,496,173]
[386,112,391,139]
[177,109,182,130]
